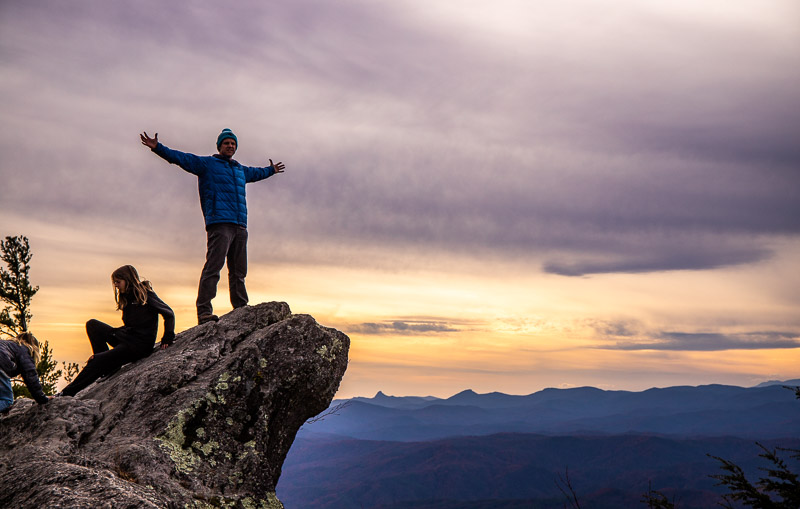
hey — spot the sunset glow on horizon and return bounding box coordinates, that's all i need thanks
[2,1,798,398]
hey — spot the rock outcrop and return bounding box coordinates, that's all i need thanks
[0,302,350,508]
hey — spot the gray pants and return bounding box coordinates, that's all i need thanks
[197,223,248,317]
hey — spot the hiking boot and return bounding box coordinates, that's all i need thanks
[198,313,219,325]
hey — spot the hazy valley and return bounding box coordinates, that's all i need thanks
[278,381,800,508]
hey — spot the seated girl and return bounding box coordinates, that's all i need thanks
[61,265,175,397]
[0,332,49,412]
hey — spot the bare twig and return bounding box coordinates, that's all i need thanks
[305,400,352,425]
[555,467,582,509]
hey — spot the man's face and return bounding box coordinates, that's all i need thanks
[218,138,237,157]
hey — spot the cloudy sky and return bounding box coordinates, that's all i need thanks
[1,0,798,398]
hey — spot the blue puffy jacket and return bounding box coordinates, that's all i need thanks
[154,143,276,228]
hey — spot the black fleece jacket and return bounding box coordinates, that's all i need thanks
[116,290,176,353]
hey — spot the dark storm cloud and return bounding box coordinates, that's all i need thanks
[348,320,459,335]
[608,332,800,351]
[544,246,772,276]
[2,1,799,275]
[591,319,800,351]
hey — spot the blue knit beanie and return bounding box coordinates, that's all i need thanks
[216,128,238,149]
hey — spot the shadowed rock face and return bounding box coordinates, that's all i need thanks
[0,302,350,508]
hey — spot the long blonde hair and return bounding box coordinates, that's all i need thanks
[15,331,41,365]
[112,265,153,310]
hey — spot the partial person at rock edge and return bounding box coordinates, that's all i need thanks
[0,332,49,412]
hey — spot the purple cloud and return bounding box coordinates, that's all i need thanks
[2,0,798,276]
[608,332,800,351]
[348,320,459,335]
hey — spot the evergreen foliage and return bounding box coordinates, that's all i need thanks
[1,235,79,397]
[710,443,800,509]
[709,386,800,508]
[0,235,38,336]
[641,482,678,508]
[12,340,79,398]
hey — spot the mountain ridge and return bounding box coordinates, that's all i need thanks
[311,381,800,441]
[344,379,800,406]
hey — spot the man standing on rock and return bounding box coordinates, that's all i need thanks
[141,129,285,325]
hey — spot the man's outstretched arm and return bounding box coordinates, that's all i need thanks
[140,131,158,150]
[140,131,206,176]
[244,158,286,183]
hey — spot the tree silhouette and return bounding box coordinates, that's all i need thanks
[12,340,78,398]
[0,235,38,336]
[2,235,78,396]
[709,386,800,508]
[641,481,678,508]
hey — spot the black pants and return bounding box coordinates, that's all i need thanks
[196,223,249,317]
[61,319,143,397]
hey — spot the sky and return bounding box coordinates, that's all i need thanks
[1,0,798,398]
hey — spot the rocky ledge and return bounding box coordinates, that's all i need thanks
[0,302,350,508]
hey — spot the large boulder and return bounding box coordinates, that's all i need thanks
[0,302,350,508]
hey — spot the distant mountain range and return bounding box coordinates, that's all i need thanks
[299,381,800,441]
[277,381,800,509]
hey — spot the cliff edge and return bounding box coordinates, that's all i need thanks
[0,302,350,508]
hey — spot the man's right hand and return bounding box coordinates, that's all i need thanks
[270,159,286,173]
[140,131,158,149]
